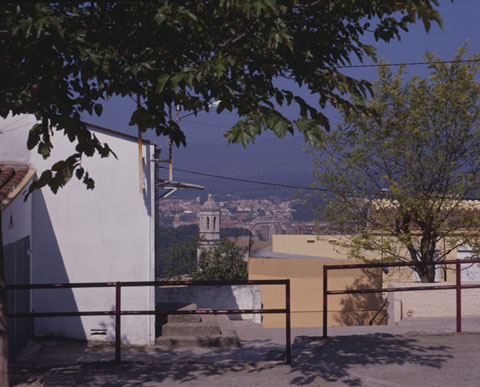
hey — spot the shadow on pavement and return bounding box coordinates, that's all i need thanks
[10,350,283,386]
[10,333,454,386]
[290,333,453,386]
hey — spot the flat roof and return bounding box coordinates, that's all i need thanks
[251,247,339,261]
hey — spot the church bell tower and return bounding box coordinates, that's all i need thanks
[198,194,220,259]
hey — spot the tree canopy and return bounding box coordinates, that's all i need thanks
[156,225,199,278]
[1,1,443,192]
[310,46,480,282]
[194,238,248,281]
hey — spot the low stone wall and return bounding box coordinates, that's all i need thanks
[156,284,262,323]
[387,282,480,323]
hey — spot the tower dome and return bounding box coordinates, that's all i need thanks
[200,193,219,212]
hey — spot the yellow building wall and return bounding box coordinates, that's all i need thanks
[272,234,380,260]
[272,234,461,283]
[248,257,383,328]
[272,234,350,259]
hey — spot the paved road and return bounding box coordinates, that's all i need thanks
[10,317,480,386]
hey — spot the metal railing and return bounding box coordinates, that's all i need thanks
[368,299,389,326]
[323,258,480,338]
[7,279,291,364]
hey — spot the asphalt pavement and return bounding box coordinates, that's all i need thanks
[10,317,480,386]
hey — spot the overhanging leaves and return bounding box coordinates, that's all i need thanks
[0,1,443,192]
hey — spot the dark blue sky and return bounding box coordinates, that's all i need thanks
[84,0,480,191]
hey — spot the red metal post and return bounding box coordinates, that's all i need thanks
[323,265,328,338]
[456,260,462,333]
[115,281,121,362]
[285,279,291,365]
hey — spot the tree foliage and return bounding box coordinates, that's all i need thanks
[194,238,248,281]
[221,227,251,237]
[311,46,480,282]
[162,240,198,280]
[0,1,442,193]
[156,225,199,278]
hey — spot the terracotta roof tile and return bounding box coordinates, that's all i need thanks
[0,167,15,189]
[0,164,32,209]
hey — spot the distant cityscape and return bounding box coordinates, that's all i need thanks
[158,196,317,242]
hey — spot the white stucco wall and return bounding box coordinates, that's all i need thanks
[156,285,262,323]
[0,113,38,164]
[0,115,156,345]
[387,282,480,322]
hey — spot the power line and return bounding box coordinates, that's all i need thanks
[0,115,29,133]
[182,120,232,129]
[338,58,480,69]
[0,121,37,135]
[157,166,480,201]
[157,165,329,191]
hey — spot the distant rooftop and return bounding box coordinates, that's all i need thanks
[0,164,35,209]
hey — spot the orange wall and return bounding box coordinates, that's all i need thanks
[248,257,383,328]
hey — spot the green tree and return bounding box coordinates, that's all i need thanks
[194,238,248,281]
[221,227,251,237]
[156,225,199,278]
[163,240,198,280]
[0,1,443,383]
[310,46,480,283]
[1,1,443,193]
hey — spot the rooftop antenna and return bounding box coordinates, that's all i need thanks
[155,102,219,199]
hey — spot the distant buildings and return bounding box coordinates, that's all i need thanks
[159,197,315,241]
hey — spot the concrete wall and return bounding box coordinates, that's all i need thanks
[1,115,156,345]
[248,257,383,328]
[4,236,33,358]
[457,247,480,281]
[388,282,480,322]
[156,285,261,323]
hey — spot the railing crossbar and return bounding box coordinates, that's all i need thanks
[8,308,287,318]
[327,283,480,295]
[323,258,480,338]
[6,279,288,290]
[326,258,480,270]
[6,279,292,365]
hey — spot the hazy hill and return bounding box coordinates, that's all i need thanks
[159,136,315,200]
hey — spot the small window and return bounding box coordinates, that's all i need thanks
[207,217,210,229]
[213,217,216,229]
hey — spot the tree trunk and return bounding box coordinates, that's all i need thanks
[0,210,10,386]
[416,262,436,283]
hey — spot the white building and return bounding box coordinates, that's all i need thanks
[1,114,157,346]
[1,163,35,357]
